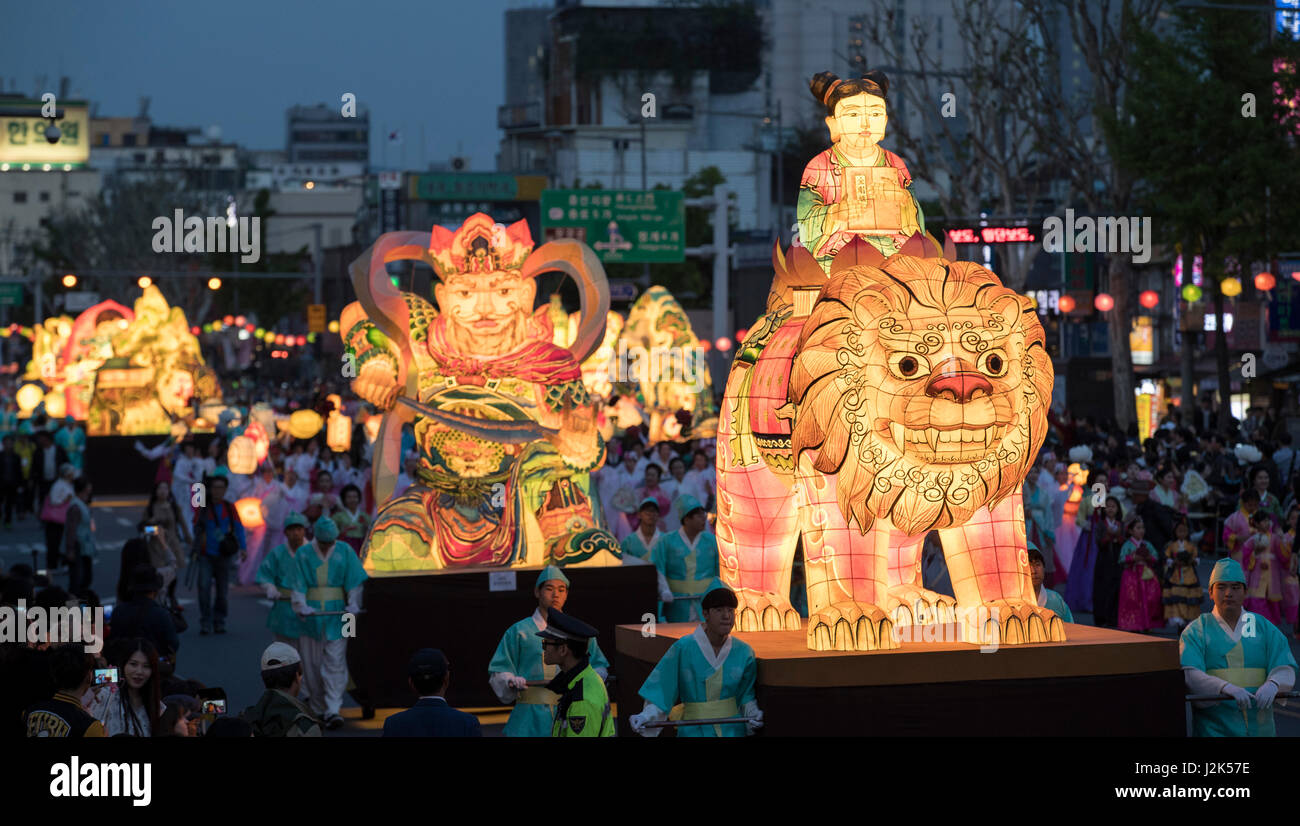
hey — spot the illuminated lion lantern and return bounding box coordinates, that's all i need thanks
[716,236,1060,650]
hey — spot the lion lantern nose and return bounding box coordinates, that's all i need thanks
[924,362,993,403]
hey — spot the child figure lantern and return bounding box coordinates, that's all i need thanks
[797,71,926,272]
[715,72,1059,651]
[340,213,621,572]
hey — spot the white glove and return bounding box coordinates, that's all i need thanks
[297,605,316,616]
[1223,682,1253,710]
[1254,680,1279,710]
[263,583,279,600]
[660,591,675,603]
[629,712,649,734]
[344,603,360,615]
[746,709,764,734]
[508,675,529,690]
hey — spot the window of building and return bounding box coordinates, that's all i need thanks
[39,192,50,202]
[133,152,146,163]
[122,134,137,146]
[13,192,27,203]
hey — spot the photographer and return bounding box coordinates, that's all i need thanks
[87,638,165,737]
[191,474,246,635]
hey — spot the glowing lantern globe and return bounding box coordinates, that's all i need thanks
[1182,284,1203,302]
[1255,272,1276,291]
[326,411,353,453]
[1057,295,1076,314]
[227,436,257,475]
[1094,293,1114,312]
[16,384,44,415]
[1139,290,1159,309]
[264,332,276,344]
[1221,278,1242,297]
[289,409,324,440]
[1291,271,1300,283]
[43,391,66,420]
[234,497,264,530]
[244,420,270,462]
[715,337,732,352]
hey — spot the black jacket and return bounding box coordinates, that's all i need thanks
[107,596,180,659]
[33,445,69,485]
[382,697,482,737]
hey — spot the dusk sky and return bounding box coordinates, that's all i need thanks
[1,0,523,170]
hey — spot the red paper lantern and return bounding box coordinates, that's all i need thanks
[190,326,200,336]
[1255,272,1277,291]
[1291,271,1300,283]
[1058,295,1076,314]
[223,315,234,326]
[1094,293,1115,312]
[297,335,307,346]
[275,334,285,345]
[1138,290,1159,309]
[235,315,246,326]
[715,337,732,352]
[245,323,255,333]
[699,339,712,353]
[735,328,749,343]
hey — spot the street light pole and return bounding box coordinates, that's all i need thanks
[642,113,650,287]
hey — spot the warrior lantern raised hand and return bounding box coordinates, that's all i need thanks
[797,70,926,271]
[341,213,622,572]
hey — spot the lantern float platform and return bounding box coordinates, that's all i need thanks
[613,622,1183,736]
[346,561,658,714]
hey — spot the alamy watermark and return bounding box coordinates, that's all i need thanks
[1042,208,1152,264]
[0,601,104,653]
[610,343,708,394]
[152,208,261,263]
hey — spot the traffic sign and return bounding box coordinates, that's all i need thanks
[541,190,685,263]
[307,304,327,333]
[608,281,639,302]
[0,284,21,306]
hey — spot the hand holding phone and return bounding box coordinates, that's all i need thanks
[93,667,118,687]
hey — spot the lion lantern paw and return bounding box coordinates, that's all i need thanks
[885,585,957,627]
[735,590,802,633]
[960,599,1066,646]
[807,601,899,652]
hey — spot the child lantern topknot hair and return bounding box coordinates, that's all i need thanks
[810,70,890,115]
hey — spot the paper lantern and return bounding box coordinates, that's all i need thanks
[234,497,264,530]
[227,435,257,474]
[1057,294,1076,313]
[289,409,323,440]
[715,337,732,352]
[190,326,200,335]
[326,411,352,452]
[275,334,286,345]
[307,332,317,343]
[1221,277,1242,297]
[1138,290,1159,309]
[244,420,270,462]
[235,315,246,326]
[699,339,712,353]
[16,384,43,414]
[43,391,66,420]
[1291,271,1300,283]
[1182,284,1203,302]
[328,320,340,334]
[223,315,234,326]
[1255,272,1276,291]
[1094,293,1114,312]
[713,245,1061,649]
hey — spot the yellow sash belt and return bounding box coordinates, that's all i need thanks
[520,687,559,706]
[667,578,710,597]
[1208,667,1268,690]
[306,587,345,602]
[681,698,739,720]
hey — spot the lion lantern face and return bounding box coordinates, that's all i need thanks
[790,256,1052,536]
[717,244,1062,650]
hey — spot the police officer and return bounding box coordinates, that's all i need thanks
[539,609,615,737]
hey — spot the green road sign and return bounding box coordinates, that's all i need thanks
[541,190,684,263]
[0,284,22,306]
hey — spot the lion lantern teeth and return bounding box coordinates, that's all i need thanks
[890,422,907,455]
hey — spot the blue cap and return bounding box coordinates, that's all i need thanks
[313,515,339,542]
[639,496,661,511]
[1209,558,1247,588]
[535,565,570,589]
[284,511,309,529]
[674,494,704,520]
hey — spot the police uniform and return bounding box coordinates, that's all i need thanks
[539,610,616,737]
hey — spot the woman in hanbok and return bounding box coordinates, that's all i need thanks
[1117,516,1164,632]
[683,450,716,512]
[1161,517,1202,628]
[1152,467,1187,514]
[1223,490,1261,565]
[1282,505,1300,631]
[235,465,281,584]
[305,469,342,523]
[332,484,370,554]
[635,463,673,533]
[1242,510,1285,626]
[1251,467,1282,527]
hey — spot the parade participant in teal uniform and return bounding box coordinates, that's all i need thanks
[629,580,764,737]
[1028,544,1073,623]
[256,511,310,649]
[651,494,719,622]
[291,515,368,730]
[538,609,616,737]
[620,497,663,561]
[54,417,85,471]
[1181,558,1297,737]
[487,565,610,737]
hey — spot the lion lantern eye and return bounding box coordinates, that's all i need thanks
[888,351,931,380]
[977,350,1009,378]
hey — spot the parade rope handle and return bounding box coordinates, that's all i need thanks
[643,716,753,728]
[1184,690,1300,702]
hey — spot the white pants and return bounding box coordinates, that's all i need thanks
[298,636,348,718]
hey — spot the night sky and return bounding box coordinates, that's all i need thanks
[1,0,519,170]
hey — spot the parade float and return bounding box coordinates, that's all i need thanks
[339,213,655,712]
[19,285,225,493]
[613,71,1182,736]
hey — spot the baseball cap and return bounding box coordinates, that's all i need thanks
[260,642,302,671]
